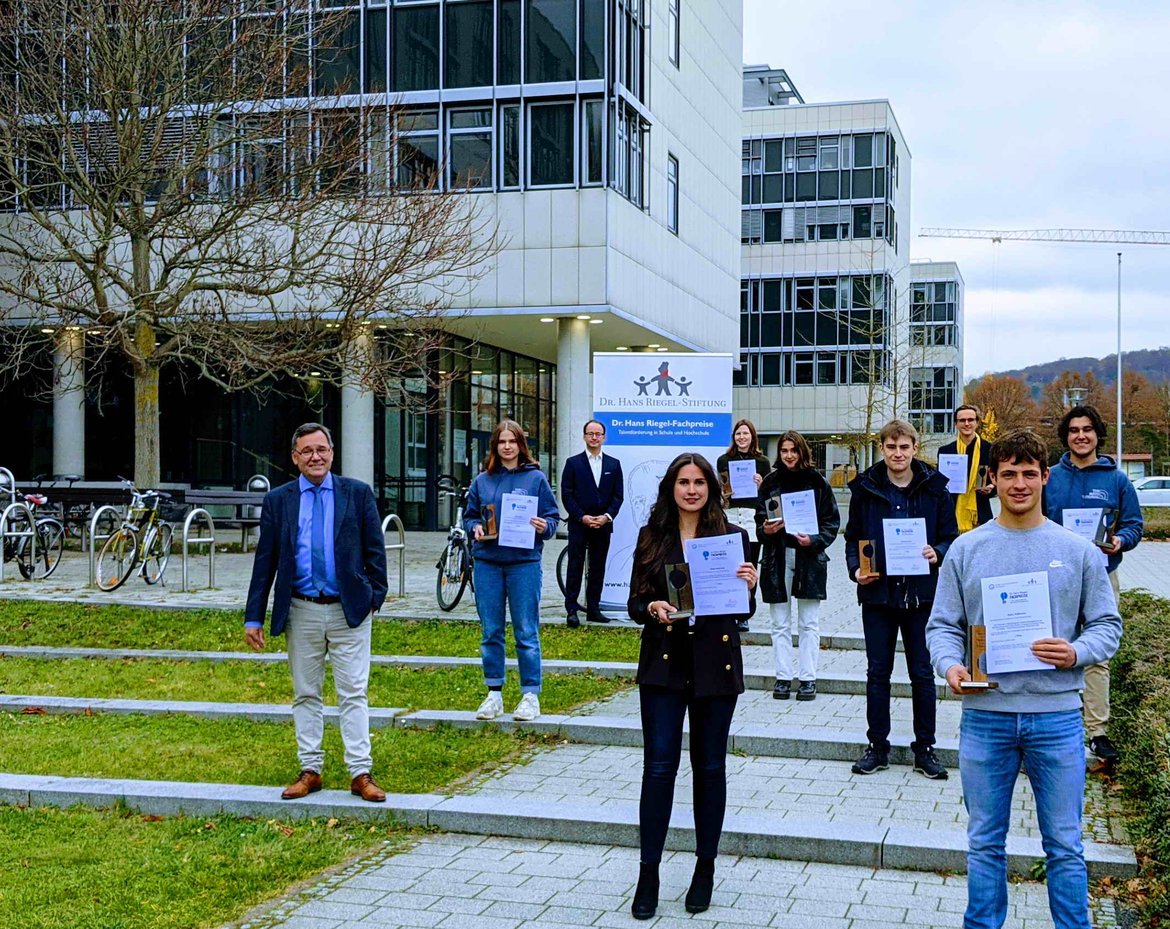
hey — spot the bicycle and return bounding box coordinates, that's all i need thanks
[1,489,65,579]
[434,474,475,611]
[95,477,174,591]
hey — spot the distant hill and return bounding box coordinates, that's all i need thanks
[973,347,1170,395]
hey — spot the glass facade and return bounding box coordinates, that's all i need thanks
[911,280,958,346]
[909,366,958,435]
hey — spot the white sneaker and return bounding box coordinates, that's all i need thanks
[475,692,504,720]
[512,692,541,722]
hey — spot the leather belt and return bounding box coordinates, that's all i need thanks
[292,591,341,605]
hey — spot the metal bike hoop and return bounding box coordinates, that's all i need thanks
[87,505,124,588]
[0,467,15,506]
[381,512,406,597]
[0,501,36,584]
[182,508,216,592]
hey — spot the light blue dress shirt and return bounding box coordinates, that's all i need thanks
[294,473,338,597]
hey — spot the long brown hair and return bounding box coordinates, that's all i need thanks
[484,420,538,473]
[632,453,729,597]
[725,418,762,458]
[774,430,813,471]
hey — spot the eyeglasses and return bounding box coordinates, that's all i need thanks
[584,431,605,437]
[295,446,333,459]
[956,418,978,425]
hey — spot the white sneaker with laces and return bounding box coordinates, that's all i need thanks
[512,692,541,722]
[475,691,504,720]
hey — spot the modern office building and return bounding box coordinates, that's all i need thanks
[4,0,743,528]
[907,260,964,447]
[733,66,961,471]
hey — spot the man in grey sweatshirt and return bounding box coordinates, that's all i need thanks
[926,430,1121,929]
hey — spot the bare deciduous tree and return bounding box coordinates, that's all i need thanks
[0,0,497,484]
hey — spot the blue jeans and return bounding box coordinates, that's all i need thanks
[474,559,542,694]
[638,685,738,865]
[960,709,1089,929]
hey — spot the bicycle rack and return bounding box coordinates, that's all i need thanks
[87,505,124,588]
[381,512,406,597]
[182,508,216,592]
[0,501,36,583]
[0,467,15,506]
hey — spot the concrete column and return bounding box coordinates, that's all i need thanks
[53,327,86,477]
[340,331,376,488]
[556,317,592,488]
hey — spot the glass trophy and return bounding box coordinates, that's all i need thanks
[664,563,694,620]
[481,503,499,541]
[858,539,880,578]
[958,624,998,692]
[1092,508,1116,550]
[764,494,783,524]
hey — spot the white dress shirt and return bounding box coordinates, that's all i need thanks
[587,450,603,487]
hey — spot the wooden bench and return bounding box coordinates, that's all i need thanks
[178,490,268,551]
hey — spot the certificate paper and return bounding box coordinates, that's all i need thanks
[938,454,969,494]
[683,533,749,617]
[980,571,1055,674]
[1061,509,1109,567]
[881,518,929,576]
[780,490,819,536]
[498,492,537,549]
[728,460,758,499]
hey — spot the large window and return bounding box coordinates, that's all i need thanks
[393,3,440,91]
[910,366,957,434]
[448,108,493,189]
[395,109,439,188]
[445,1,493,88]
[527,0,575,83]
[614,101,648,207]
[617,0,646,100]
[666,153,678,234]
[583,99,603,185]
[911,280,958,346]
[580,0,604,80]
[499,103,521,189]
[529,102,574,186]
[498,0,522,83]
[313,10,360,95]
[668,0,679,67]
[364,8,388,92]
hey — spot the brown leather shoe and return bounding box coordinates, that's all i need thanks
[350,772,386,803]
[281,769,322,800]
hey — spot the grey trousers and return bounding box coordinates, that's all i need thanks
[285,598,373,777]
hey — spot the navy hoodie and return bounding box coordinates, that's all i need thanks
[464,462,560,564]
[1043,453,1143,574]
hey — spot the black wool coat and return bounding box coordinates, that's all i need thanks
[754,467,840,603]
[626,525,755,697]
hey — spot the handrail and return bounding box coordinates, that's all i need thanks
[0,467,14,506]
[0,501,36,583]
[87,505,123,588]
[381,512,406,598]
[182,508,216,592]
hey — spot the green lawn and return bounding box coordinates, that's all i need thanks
[0,713,533,793]
[0,655,629,714]
[0,804,407,929]
[0,600,640,662]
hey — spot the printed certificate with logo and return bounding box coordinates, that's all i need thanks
[979,571,1054,674]
[498,492,537,549]
[937,454,969,494]
[728,459,758,499]
[683,532,749,617]
[1061,509,1109,567]
[881,517,929,576]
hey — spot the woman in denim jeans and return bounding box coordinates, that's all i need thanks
[464,420,560,723]
[625,453,757,920]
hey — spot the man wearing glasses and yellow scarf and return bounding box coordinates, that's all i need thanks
[938,404,995,532]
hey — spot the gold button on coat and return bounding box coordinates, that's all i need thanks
[725,664,732,671]
[722,634,729,642]
[666,624,672,632]
[663,654,669,660]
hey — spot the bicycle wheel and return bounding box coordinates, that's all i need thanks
[33,518,65,578]
[556,545,570,597]
[141,523,173,585]
[96,527,138,591]
[435,541,469,611]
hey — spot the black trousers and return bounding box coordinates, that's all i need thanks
[861,603,937,753]
[638,684,738,865]
[563,522,611,613]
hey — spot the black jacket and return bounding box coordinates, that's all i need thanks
[560,451,624,532]
[754,467,840,603]
[716,451,771,509]
[937,437,995,527]
[626,525,755,697]
[844,459,958,609]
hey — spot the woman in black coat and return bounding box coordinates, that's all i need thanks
[755,431,840,701]
[626,452,757,920]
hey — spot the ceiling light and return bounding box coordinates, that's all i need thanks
[576,314,591,320]
[588,318,603,325]
[656,347,669,352]
[647,343,660,348]
[40,328,54,334]
[540,317,556,323]
[616,346,628,351]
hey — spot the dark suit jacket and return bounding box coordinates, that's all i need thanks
[560,451,624,531]
[244,474,388,635]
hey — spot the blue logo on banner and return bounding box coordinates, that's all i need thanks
[595,411,733,446]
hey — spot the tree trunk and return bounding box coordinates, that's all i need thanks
[134,320,161,487]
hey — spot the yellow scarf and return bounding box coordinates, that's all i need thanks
[955,434,981,533]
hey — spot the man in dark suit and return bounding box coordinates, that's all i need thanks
[245,422,388,802]
[560,419,624,626]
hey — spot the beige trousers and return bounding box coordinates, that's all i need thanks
[286,598,373,777]
[1083,570,1121,739]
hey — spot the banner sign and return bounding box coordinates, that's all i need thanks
[593,353,734,610]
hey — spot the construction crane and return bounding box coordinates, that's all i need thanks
[918,226,1170,462]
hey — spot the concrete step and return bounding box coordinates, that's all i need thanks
[0,772,1135,880]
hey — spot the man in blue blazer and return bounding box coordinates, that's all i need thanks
[560,420,624,626]
[245,422,388,802]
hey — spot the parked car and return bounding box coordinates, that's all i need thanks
[1133,476,1170,508]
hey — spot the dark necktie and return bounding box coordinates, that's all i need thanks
[311,486,328,593]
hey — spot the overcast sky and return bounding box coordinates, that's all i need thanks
[743,0,1170,378]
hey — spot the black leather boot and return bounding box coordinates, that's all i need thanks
[631,861,659,920]
[684,857,715,913]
